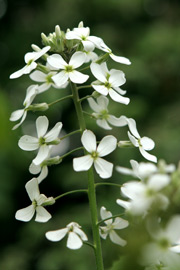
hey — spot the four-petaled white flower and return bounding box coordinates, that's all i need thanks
[66,21,104,52]
[18,116,62,165]
[141,216,180,268]
[45,222,88,250]
[10,84,38,130]
[47,51,89,86]
[73,130,117,179]
[10,46,50,79]
[88,96,128,130]
[99,206,129,246]
[90,62,130,105]
[15,178,55,222]
[116,174,170,215]
[125,117,157,163]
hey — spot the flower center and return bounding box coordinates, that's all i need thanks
[104,81,111,89]
[32,200,37,207]
[91,151,99,160]
[99,110,109,120]
[46,74,54,84]
[158,237,170,250]
[27,59,33,66]
[39,137,46,145]
[65,65,73,73]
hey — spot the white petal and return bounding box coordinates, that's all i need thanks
[113,217,129,229]
[109,230,127,246]
[100,206,112,225]
[38,83,51,93]
[10,66,28,79]
[88,36,104,48]
[97,119,112,130]
[47,54,67,69]
[15,205,35,222]
[37,166,48,184]
[110,53,131,65]
[32,46,50,61]
[45,122,62,142]
[126,118,140,138]
[25,178,40,201]
[36,116,49,138]
[114,86,127,95]
[139,147,157,163]
[94,158,113,179]
[23,84,38,106]
[121,181,145,200]
[73,226,88,241]
[10,109,24,121]
[165,216,180,243]
[116,199,131,210]
[69,70,89,84]
[35,206,51,223]
[148,174,170,191]
[66,31,82,40]
[90,63,106,82]
[140,137,155,151]
[170,245,180,253]
[11,112,27,130]
[116,166,134,176]
[69,52,86,68]
[109,69,126,87]
[88,98,101,113]
[82,40,95,51]
[109,89,130,105]
[92,84,108,95]
[73,155,93,171]
[18,135,39,151]
[29,162,41,174]
[81,130,96,152]
[33,145,50,165]
[97,95,109,109]
[52,71,69,86]
[30,70,46,82]
[67,232,83,249]
[108,115,128,127]
[97,135,117,157]
[127,131,139,147]
[46,228,68,242]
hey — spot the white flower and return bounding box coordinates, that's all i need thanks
[125,117,157,163]
[88,96,128,130]
[141,216,180,268]
[90,62,130,105]
[45,222,88,250]
[10,85,38,130]
[99,206,128,246]
[18,116,62,165]
[10,46,50,79]
[117,174,170,215]
[96,40,131,65]
[30,70,63,93]
[116,160,158,180]
[47,51,89,86]
[73,130,117,179]
[29,153,61,183]
[15,178,54,222]
[66,21,103,51]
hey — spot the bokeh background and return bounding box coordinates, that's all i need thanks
[0,0,180,269]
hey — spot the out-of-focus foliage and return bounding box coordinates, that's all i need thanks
[0,0,180,269]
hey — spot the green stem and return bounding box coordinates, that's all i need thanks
[95,182,122,188]
[79,94,94,102]
[97,214,124,226]
[60,147,84,160]
[77,84,92,90]
[55,189,87,201]
[48,95,73,107]
[60,129,81,140]
[70,82,104,270]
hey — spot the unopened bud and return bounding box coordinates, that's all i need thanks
[55,25,61,37]
[118,140,134,148]
[42,197,55,206]
[28,103,49,112]
[31,44,41,52]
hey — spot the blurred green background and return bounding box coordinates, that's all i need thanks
[0,0,180,269]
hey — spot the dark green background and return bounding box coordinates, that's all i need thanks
[0,0,180,269]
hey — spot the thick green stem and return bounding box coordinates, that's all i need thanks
[70,82,104,270]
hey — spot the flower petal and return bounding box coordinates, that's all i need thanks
[36,116,49,138]
[33,145,50,165]
[10,109,24,121]
[92,84,108,95]
[140,137,155,151]
[15,205,35,222]
[116,199,131,210]
[108,115,127,127]
[97,135,117,157]
[113,217,129,229]
[73,226,88,241]
[127,131,139,147]
[35,206,51,223]
[109,69,126,87]
[73,155,93,172]
[69,52,86,68]
[109,89,130,105]
[81,130,96,152]
[109,230,127,246]
[37,166,48,183]
[46,228,68,242]
[88,98,101,113]
[18,135,39,151]
[67,232,83,249]
[10,66,28,79]
[25,178,40,201]
[148,174,170,191]
[126,118,140,138]
[100,206,112,225]
[94,158,113,179]
[29,162,41,174]
[47,54,67,69]
[30,70,46,82]
[110,53,131,65]
[90,63,106,82]
[69,70,89,84]
[139,147,157,163]
[97,119,112,130]
[45,122,62,142]
[52,71,69,86]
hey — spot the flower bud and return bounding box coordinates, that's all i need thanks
[118,140,134,148]
[28,103,49,112]
[42,197,55,206]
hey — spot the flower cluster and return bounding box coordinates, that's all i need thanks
[10,21,180,269]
